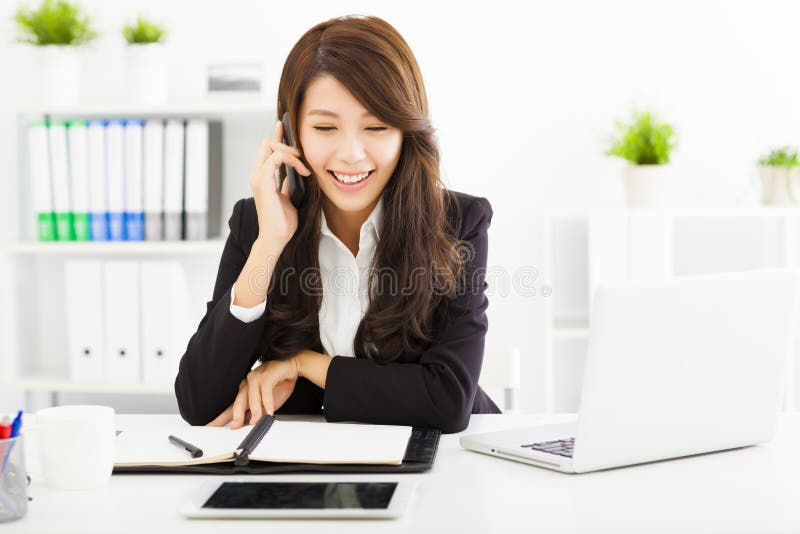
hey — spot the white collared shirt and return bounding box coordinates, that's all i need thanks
[229,197,384,358]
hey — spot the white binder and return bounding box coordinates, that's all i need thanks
[64,261,106,382]
[184,120,209,240]
[140,261,193,385]
[104,261,141,383]
[67,120,91,240]
[27,121,55,241]
[143,120,165,241]
[163,120,185,240]
[49,120,72,240]
[124,120,145,241]
[106,120,126,241]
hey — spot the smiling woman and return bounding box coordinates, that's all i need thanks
[174,14,499,434]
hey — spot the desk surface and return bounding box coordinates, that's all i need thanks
[6,413,800,534]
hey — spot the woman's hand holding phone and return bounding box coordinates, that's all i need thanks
[250,119,311,249]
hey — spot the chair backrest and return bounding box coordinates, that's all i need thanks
[478,348,521,413]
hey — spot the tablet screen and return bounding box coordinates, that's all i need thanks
[202,482,398,510]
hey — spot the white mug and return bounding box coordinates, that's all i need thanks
[33,405,115,490]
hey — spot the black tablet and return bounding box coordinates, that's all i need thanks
[181,479,416,519]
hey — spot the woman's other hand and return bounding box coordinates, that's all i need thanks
[205,356,301,428]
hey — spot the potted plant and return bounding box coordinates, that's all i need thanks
[605,109,678,207]
[757,146,800,206]
[14,0,97,105]
[122,16,168,103]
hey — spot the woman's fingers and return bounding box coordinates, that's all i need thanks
[262,382,276,417]
[263,150,312,177]
[256,120,286,168]
[272,119,283,142]
[251,151,310,194]
[253,122,280,169]
[255,120,308,176]
[206,405,233,427]
[230,383,249,429]
[268,140,300,157]
[248,380,264,425]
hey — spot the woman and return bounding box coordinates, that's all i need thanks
[174,15,499,434]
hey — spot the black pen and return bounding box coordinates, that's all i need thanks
[168,434,203,458]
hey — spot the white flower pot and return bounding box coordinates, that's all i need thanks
[758,165,800,206]
[125,43,169,104]
[37,45,82,106]
[622,165,671,207]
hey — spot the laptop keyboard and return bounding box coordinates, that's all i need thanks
[521,437,575,458]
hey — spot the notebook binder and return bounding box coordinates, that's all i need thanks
[113,427,440,475]
[233,414,275,467]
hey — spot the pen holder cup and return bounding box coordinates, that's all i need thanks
[0,435,28,522]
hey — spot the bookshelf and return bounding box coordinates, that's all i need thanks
[0,240,225,255]
[543,207,800,413]
[1,100,274,405]
[7,100,275,117]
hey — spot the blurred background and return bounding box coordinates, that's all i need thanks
[1,0,800,416]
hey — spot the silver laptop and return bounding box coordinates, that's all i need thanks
[461,269,800,473]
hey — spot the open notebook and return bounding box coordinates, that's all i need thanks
[115,419,413,468]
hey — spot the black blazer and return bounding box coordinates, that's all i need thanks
[174,190,500,433]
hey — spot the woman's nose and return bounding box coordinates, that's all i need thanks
[336,133,366,163]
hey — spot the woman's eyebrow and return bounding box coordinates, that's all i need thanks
[306,109,376,118]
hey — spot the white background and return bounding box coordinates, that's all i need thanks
[1,0,799,413]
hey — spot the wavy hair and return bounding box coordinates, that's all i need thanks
[257,15,466,364]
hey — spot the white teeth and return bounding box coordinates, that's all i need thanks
[332,171,370,184]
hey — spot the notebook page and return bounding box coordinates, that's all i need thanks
[249,421,412,465]
[114,425,251,467]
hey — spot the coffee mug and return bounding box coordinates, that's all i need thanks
[33,405,115,490]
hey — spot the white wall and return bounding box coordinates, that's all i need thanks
[1,0,799,413]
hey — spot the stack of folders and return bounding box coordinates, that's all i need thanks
[27,118,223,242]
[64,259,197,385]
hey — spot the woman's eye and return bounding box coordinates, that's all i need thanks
[313,126,388,132]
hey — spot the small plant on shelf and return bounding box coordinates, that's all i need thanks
[606,109,677,165]
[14,0,97,46]
[758,146,800,206]
[605,109,678,207]
[122,16,166,44]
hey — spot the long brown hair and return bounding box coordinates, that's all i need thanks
[258,15,465,364]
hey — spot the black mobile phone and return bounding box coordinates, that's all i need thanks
[280,111,307,208]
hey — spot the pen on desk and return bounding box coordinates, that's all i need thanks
[168,435,203,458]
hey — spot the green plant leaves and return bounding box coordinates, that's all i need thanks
[758,146,800,168]
[122,16,166,44]
[606,109,677,165]
[14,0,97,46]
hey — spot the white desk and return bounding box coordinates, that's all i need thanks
[6,413,800,533]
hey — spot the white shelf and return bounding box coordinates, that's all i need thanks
[544,209,800,413]
[0,240,226,255]
[8,100,275,117]
[6,378,173,395]
[2,100,267,408]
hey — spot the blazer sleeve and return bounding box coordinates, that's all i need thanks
[322,196,493,433]
[174,198,267,425]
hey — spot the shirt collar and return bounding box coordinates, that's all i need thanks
[320,196,384,241]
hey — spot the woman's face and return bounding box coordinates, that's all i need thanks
[299,75,403,214]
